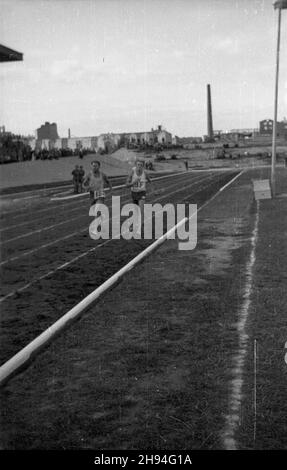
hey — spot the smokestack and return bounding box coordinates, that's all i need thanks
[207,84,213,139]
[68,128,71,139]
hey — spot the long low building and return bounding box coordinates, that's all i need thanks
[34,125,174,153]
[123,125,172,146]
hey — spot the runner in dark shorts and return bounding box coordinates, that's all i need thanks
[131,190,147,205]
[83,160,112,207]
[126,160,152,234]
[126,160,152,209]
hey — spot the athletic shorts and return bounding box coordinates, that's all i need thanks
[90,190,105,204]
[131,191,146,205]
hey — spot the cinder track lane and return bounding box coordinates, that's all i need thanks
[0,171,238,365]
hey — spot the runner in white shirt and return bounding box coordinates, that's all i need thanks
[126,159,152,208]
[126,160,152,234]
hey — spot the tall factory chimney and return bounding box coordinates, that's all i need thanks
[68,128,71,139]
[207,84,213,139]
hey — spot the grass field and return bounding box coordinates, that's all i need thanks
[236,181,287,449]
[0,153,132,191]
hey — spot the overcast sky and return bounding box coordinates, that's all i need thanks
[0,0,286,138]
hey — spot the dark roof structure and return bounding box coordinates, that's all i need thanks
[0,44,23,62]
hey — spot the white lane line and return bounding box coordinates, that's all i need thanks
[49,189,73,197]
[0,173,218,298]
[0,195,80,219]
[0,170,243,384]
[222,199,260,450]
[0,192,99,229]
[189,167,236,173]
[51,185,121,201]
[1,213,89,244]
[0,184,71,199]
[0,174,209,246]
[0,185,69,201]
[12,195,39,201]
[0,203,86,233]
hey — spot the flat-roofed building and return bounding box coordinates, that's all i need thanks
[259,118,287,138]
[36,122,59,140]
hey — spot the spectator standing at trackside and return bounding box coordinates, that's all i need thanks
[184,159,188,171]
[78,166,85,193]
[72,165,80,194]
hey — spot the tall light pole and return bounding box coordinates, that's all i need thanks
[271,0,287,196]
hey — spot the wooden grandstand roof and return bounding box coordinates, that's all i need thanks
[0,44,23,62]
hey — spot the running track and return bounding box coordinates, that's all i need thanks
[0,170,238,365]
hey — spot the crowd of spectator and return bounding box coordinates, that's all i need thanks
[0,133,33,163]
[0,133,96,163]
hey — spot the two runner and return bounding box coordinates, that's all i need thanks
[85,158,152,239]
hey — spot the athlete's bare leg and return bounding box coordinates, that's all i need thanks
[89,197,108,239]
[134,197,145,235]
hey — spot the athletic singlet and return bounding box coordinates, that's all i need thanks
[130,167,147,192]
[89,172,105,193]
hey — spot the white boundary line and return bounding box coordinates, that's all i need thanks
[222,198,259,450]
[0,170,243,386]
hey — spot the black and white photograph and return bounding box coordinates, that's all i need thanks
[0,0,287,460]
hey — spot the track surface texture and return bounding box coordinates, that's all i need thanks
[0,171,235,364]
[4,169,285,450]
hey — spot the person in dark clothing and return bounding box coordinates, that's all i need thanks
[78,166,85,193]
[72,165,80,193]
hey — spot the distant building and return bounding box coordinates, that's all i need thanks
[124,125,172,146]
[34,124,174,154]
[97,133,120,152]
[259,118,287,138]
[36,122,59,140]
[0,44,23,62]
[178,136,203,145]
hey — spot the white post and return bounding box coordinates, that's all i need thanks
[271,0,287,195]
